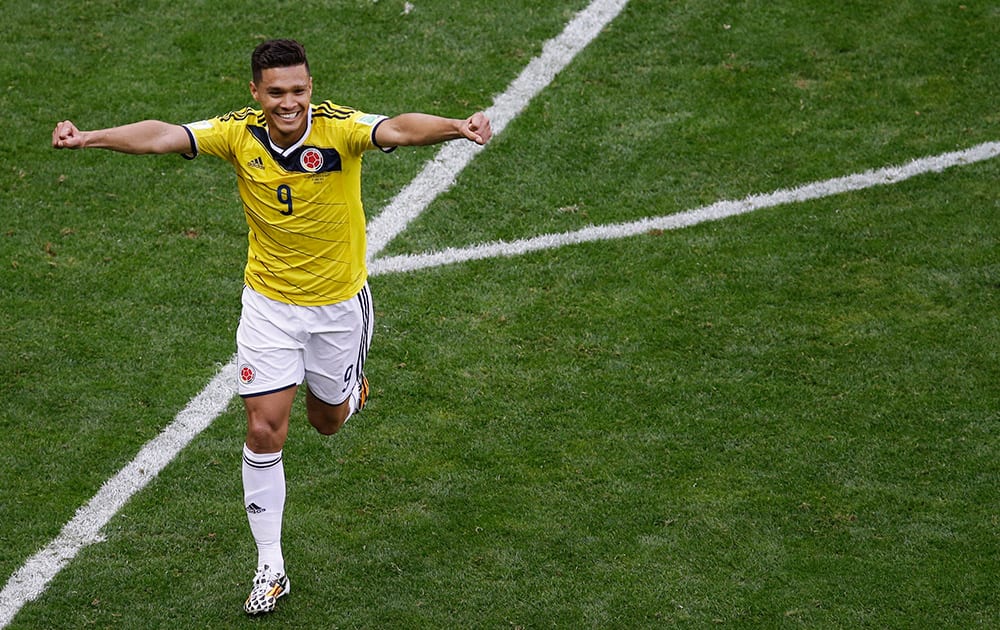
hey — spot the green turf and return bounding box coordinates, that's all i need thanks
[2,0,998,627]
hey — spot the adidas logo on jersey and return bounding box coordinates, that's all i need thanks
[246,502,266,514]
[247,156,265,170]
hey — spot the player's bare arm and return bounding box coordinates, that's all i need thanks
[52,120,191,154]
[374,111,492,148]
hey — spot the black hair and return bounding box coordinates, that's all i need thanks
[251,39,310,83]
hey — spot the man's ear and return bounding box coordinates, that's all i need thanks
[249,80,260,102]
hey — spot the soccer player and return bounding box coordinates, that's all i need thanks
[52,38,492,615]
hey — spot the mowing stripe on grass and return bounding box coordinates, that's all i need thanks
[0,1,629,626]
[368,141,1000,275]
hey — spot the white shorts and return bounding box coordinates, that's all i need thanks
[236,284,373,404]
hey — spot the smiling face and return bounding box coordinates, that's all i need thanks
[250,64,313,148]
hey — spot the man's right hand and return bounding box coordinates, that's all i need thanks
[52,120,85,149]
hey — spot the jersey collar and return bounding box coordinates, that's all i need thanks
[266,104,314,158]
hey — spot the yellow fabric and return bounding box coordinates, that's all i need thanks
[186,102,386,305]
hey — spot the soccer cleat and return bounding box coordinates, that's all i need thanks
[356,374,370,413]
[244,564,289,615]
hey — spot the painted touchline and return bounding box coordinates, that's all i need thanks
[368,141,1000,276]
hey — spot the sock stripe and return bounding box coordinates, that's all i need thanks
[243,449,283,470]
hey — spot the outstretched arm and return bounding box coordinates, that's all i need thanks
[52,120,192,154]
[373,111,492,148]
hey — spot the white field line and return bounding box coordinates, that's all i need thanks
[0,362,237,628]
[365,0,631,262]
[0,1,628,627]
[369,141,1000,276]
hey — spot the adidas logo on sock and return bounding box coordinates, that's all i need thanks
[247,156,265,170]
[246,502,266,514]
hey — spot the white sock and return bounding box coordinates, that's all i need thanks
[242,444,285,574]
[348,389,359,417]
[348,376,366,417]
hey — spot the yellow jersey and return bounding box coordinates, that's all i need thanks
[184,102,390,306]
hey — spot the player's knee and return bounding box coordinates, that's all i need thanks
[308,405,348,435]
[245,421,285,452]
[306,389,350,435]
[312,419,344,436]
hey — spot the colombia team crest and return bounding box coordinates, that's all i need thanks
[300,148,324,172]
[239,363,256,385]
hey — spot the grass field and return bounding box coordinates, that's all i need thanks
[2,0,999,627]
